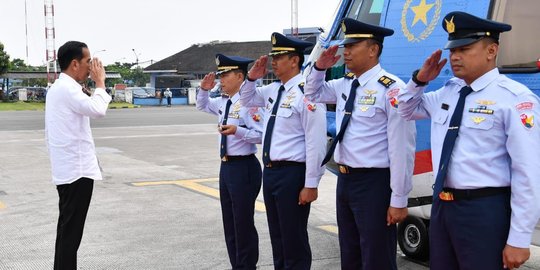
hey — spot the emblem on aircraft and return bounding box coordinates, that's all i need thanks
[401,0,442,42]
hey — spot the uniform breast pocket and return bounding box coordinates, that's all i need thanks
[433,110,449,125]
[276,108,293,118]
[463,115,494,130]
[355,105,376,118]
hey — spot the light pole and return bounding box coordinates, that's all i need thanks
[132,48,139,68]
[93,49,106,57]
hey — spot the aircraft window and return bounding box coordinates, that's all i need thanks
[491,0,540,70]
[334,0,384,40]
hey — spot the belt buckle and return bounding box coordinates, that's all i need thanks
[222,156,228,162]
[339,165,349,174]
[265,162,272,168]
[439,191,454,201]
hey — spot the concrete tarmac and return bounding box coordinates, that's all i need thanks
[0,106,538,269]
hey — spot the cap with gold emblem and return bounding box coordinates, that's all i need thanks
[442,11,511,49]
[340,18,394,46]
[215,54,254,75]
[269,32,313,56]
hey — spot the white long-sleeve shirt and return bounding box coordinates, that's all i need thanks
[45,73,111,185]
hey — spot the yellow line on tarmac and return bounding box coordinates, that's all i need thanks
[0,201,5,209]
[132,178,266,212]
[317,225,338,234]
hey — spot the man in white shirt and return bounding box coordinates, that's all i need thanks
[45,41,111,270]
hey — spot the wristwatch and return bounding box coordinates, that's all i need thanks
[412,69,428,86]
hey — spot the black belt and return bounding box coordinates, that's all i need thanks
[337,164,384,174]
[439,187,510,201]
[265,161,305,168]
[221,154,255,162]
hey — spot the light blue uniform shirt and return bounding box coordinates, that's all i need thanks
[196,90,263,156]
[304,64,416,208]
[398,68,540,248]
[240,73,327,188]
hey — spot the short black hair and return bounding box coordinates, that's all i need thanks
[288,52,305,71]
[366,39,384,57]
[57,41,88,71]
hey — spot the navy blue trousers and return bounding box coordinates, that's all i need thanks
[337,168,396,270]
[263,164,311,270]
[54,177,94,270]
[219,155,262,270]
[430,193,511,270]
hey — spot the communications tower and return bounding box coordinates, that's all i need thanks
[44,0,57,85]
[291,0,298,36]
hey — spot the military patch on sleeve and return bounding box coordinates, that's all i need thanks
[378,76,396,88]
[344,72,355,79]
[303,97,317,112]
[516,101,535,129]
[249,107,261,122]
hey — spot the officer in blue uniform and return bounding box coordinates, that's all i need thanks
[304,18,416,269]
[196,54,263,270]
[398,11,540,270]
[240,32,327,269]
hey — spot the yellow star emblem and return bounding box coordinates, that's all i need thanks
[410,0,435,26]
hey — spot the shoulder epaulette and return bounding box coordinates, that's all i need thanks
[298,82,305,93]
[377,75,396,88]
[344,72,355,79]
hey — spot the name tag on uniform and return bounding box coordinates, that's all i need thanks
[441,103,449,110]
[342,93,347,101]
[268,97,274,104]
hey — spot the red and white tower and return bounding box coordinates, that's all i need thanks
[44,0,57,85]
[291,0,298,37]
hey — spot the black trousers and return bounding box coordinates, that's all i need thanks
[263,164,311,270]
[54,177,94,270]
[430,193,511,270]
[337,168,396,270]
[219,155,262,270]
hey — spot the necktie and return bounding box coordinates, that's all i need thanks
[262,85,285,166]
[433,86,473,198]
[220,99,233,158]
[321,79,360,166]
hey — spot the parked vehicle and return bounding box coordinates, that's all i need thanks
[307,0,540,261]
[7,87,47,101]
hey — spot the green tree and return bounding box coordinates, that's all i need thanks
[0,42,10,99]
[104,62,149,87]
[9,58,47,87]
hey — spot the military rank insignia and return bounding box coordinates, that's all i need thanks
[344,73,355,79]
[377,76,395,88]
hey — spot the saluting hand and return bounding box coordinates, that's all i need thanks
[247,55,268,81]
[200,73,216,91]
[315,45,341,70]
[90,57,106,89]
[416,49,447,84]
[298,187,318,205]
[503,245,530,269]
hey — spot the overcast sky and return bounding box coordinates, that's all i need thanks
[1,0,340,66]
